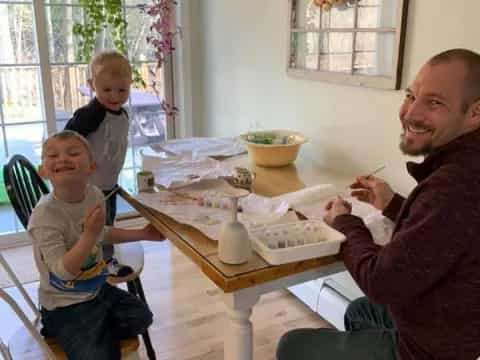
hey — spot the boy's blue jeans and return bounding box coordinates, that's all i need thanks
[41,283,153,360]
[276,297,399,360]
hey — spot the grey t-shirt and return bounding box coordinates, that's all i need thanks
[88,110,129,190]
[28,185,110,310]
[64,98,129,190]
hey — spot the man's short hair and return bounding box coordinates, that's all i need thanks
[42,130,93,161]
[89,50,132,82]
[428,49,480,111]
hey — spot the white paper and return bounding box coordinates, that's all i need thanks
[150,137,246,158]
[134,182,394,245]
[141,153,235,188]
[135,180,293,241]
[291,188,393,245]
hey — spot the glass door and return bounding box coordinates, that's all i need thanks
[0,0,175,244]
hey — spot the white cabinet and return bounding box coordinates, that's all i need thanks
[288,270,364,330]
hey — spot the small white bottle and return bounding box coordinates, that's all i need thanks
[219,193,252,264]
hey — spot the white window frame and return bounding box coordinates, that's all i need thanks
[286,0,409,90]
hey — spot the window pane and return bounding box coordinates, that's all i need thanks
[46,5,84,63]
[125,8,155,62]
[0,4,37,64]
[354,32,394,76]
[321,32,353,53]
[119,168,135,193]
[45,0,81,4]
[357,6,380,28]
[0,130,6,165]
[129,104,165,145]
[353,52,377,75]
[0,67,43,124]
[51,65,89,130]
[5,123,45,164]
[290,32,319,70]
[124,0,147,6]
[321,6,355,28]
[135,63,164,99]
[319,32,353,73]
[126,76,165,152]
[0,205,20,235]
[319,53,352,73]
[355,32,377,52]
[376,0,399,28]
[360,0,381,5]
[293,0,320,29]
[0,129,17,234]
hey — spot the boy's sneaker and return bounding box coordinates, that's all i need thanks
[106,258,134,277]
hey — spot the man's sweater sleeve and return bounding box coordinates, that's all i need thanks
[332,174,473,305]
[382,193,405,222]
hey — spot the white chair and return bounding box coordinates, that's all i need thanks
[0,253,141,360]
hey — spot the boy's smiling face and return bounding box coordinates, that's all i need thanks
[89,72,131,112]
[39,137,96,188]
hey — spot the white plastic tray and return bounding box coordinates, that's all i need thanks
[250,220,346,265]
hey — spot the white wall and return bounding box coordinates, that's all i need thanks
[189,0,480,194]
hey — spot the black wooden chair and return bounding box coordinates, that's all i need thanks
[3,154,156,360]
[3,154,50,229]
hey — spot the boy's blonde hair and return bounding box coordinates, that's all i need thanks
[42,130,94,161]
[89,50,132,82]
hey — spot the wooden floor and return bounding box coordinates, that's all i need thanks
[2,240,332,359]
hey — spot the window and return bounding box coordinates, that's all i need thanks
[287,0,409,89]
[0,0,175,239]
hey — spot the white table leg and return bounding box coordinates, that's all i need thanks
[223,288,260,360]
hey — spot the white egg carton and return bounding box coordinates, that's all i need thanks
[249,220,346,265]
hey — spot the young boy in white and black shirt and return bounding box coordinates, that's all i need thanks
[65,51,131,275]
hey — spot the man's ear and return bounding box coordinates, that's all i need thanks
[471,99,480,125]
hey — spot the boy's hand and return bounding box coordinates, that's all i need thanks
[83,205,105,237]
[141,223,165,241]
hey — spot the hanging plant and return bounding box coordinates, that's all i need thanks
[138,0,178,116]
[73,0,145,87]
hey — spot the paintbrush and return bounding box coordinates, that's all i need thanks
[340,165,386,195]
[104,185,120,201]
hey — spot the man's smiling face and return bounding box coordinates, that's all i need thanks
[399,60,473,156]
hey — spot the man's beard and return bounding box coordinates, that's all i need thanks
[399,133,433,156]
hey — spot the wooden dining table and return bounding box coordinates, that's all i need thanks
[119,155,353,360]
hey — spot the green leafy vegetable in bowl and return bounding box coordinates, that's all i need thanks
[246,134,292,145]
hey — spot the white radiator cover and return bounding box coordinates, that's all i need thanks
[288,270,364,330]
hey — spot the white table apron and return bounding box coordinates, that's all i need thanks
[221,261,346,360]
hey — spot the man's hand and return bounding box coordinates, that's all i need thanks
[350,176,395,211]
[323,196,352,225]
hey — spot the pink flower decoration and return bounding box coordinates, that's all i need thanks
[139,0,178,116]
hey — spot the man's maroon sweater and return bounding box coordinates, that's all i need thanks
[333,128,480,360]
